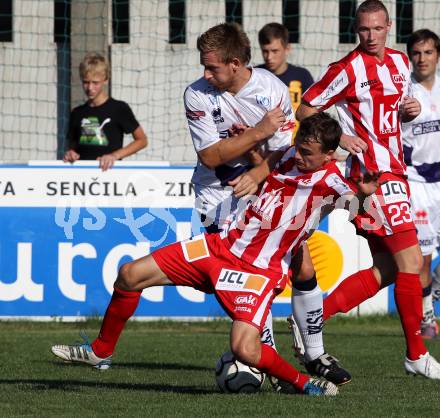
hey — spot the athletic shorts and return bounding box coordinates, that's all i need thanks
[152,233,287,332]
[409,180,440,256]
[349,173,418,253]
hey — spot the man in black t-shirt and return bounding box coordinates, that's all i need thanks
[257,23,314,140]
[64,53,147,171]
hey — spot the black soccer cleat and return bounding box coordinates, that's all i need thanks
[305,353,351,386]
[268,375,298,394]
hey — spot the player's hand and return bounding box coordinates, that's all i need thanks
[246,147,264,165]
[400,96,421,121]
[356,171,382,196]
[97,153,117,171]
[255,107,286,139]
[228,123,248,137]
[228,172,259,197]
[63,149,80,163]
[339,133,368,155]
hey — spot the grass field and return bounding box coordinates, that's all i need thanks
[1,316,439,417]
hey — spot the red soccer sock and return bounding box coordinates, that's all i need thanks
[91,286,142,358]
[323,268,380,320]
[394,272,427,360]
[257,343,309,390]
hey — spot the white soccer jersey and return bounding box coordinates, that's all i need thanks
[220,147,352,275]
[184,68,293,228]
[303,46,411,180]
[402,74,440,183]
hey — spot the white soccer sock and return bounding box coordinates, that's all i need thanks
[292,284,324,362]
[422,293,434,324]
[260,310,276,350]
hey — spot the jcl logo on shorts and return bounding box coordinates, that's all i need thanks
[216,269,268,295]
[381,181,409,204]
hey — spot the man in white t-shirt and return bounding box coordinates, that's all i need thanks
[184,24,292,231]
[402,29,440,339]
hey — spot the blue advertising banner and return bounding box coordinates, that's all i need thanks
[0,162,296,319]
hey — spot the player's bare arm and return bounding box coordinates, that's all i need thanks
[296,101,318,121]
[400,96,421,122]
[339,171,382,215]
[198,107,286,169]
[229,150,285,197]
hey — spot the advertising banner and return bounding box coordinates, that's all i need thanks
[2,162,436,319]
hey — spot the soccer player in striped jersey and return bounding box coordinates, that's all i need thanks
[51,112,379,395]
[402,29,440,339]
[184,23,350,386]
[297,0,440,378]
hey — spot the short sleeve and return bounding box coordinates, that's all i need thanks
[302,62,350,111]
[118,102,140,134]
[325,172,353,197]
[184,86,220,152]
[265,83,295,152]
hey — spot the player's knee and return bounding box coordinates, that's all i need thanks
[116,262,138,290]
[397,250,423,274]
[230,340,260,367]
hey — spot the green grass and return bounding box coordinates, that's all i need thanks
[1,316,439,417]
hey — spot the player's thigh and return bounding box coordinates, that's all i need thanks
[117,254,172,291]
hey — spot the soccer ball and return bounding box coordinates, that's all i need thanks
[215,351,265,393]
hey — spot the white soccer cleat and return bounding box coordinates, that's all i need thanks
[404,352,440,379]
[287,314,306,365]
[51,342,112,370]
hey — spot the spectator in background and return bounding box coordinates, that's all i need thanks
[257,22,314,140]
[402,29,440,339]
[63,53,147,171]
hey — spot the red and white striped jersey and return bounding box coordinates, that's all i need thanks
[303,46,411,179]
[220,147,353,275]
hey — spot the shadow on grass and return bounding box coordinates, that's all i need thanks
[0,379,218,394]
[51,361,212,372]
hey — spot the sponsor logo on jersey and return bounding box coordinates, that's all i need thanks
[298,178,312,185]
[251,187,284,222]
[414,210,429,225]
[216,268,269,295]
[255,95,271,107]
[181,235,210,262]
[186,110,206,120]
[360,78,378,88]
[392,74,406,84]
[234,295,258,306]
[234,306,252,313]
[412,120,440,136]
[381,181,409,204]
[419,238,435,247]
[379,96,401,135]
[279,120,296,132]
[212,107,225,124]
[320,72,348,101]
